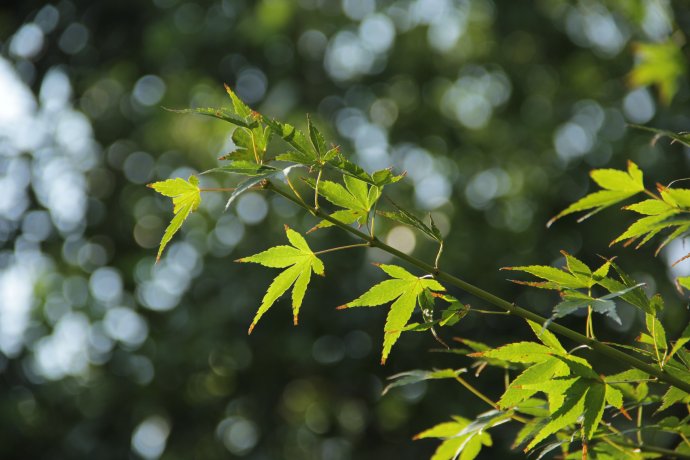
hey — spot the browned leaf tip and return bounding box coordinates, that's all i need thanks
[622,238,637,248]
[619,406,633,421]
[335,304,348,310]
[546,215,560,229]
[507,279,550,288]
[248,323,256,335]
[596,254,616,262]
[293,316,299,326]
[467,352,483,358]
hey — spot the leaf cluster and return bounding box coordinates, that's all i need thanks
[150,89,690,460]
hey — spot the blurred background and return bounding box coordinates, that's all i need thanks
[0,0,688,458]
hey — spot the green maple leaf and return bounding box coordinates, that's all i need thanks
[220,84,271,164]
[629,40,686,105]
[521,378,587,450]
[164,84,259,129]
[148,175,202,262]
[338,264,445,364]
[237,225,324,334]
[378,198,442,242]
[414,415,494,460]
[498,358,570,409]
[306,175,381,231]
[547,161,645,227]
[503,253,644,324]
[268,117,321,165]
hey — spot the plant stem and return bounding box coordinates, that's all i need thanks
[314,167,323,210]
[636,406,643,445]
[615,438,690,459]
[266,181,690,394]
[200,187,237,192]
[643,188,661,200]
[283,174,310,212]
[313,243,370,256]
[434,241,444,271]
[453,375,529,424]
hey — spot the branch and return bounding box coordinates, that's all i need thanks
[266,181,690,395]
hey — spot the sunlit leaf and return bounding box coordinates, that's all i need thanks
[148,175,202,262]
[415,412,500,460]
[265,117,315,162]
[498,358,568,409]
[379,198,442,242]
[526,320,566,354]
[605,384,623,409]
[547,161,644,227]
[327,157,404,187]
[237,225,324,333]
[582,383,605,439]
[624,199,675,216]
[307,114,328,159]
[502,264,588,290]
[610,211,680,245]
[204,161,277,177]
[526,378,587,450]
[339,264,445,364]
[629,40,686,105]
[305,175,380,230]
[471,342,553,364]
[596,262,655,314]
[551,287,642,325]
[383,368,464,395]
[667,322,690,362]
[657,386,690,412]
[164,106,253,128]
[645,312,667,355]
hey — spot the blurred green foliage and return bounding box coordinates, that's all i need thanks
[0,0,688,458]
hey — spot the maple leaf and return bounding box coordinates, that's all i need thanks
[629,40,685,105]
[547,161,645,227]
[148,175,202,262]
[305,175,381,231]
[237,225,324,334]
[338,264,445,364]
[414,414,494,460]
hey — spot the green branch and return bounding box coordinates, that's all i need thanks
[266,181,690,395]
